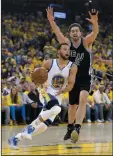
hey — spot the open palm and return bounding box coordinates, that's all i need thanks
[86,9,98,24]
[46,7,54,22]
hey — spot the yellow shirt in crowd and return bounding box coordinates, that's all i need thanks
[63,92,69,99]
[2,94,22,106]
[87,95,94,105]
[108,91,113,101]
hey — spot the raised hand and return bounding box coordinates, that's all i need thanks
[86,9,98,24]
[46,7,54,22]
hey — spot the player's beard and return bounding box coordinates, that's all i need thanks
[72,36,79,41]
[60,54,69,60]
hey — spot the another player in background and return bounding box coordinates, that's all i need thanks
[47,7,99,143]
[8,43,77,149]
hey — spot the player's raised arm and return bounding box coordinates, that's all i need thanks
[46,7,68,43]
[56,64,78,95]
[84,9,99,46]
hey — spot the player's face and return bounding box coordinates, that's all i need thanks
[59,45,70,60]
[69,26,81,41]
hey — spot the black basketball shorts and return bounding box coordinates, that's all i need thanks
[69,79,91,105]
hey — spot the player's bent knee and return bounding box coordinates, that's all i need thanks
[51,106,61,115]
[80,90,89,97]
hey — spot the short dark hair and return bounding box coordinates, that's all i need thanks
[68,23,82,32]
[57,43,69,50]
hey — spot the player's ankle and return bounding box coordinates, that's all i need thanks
[68,123,74,130]
[74,124,81,134]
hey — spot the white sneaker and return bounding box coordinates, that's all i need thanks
[8,137,19,150]
[87,119,91,123]
[96,119,102,123]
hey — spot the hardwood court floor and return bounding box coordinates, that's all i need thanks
[2,123,112,155]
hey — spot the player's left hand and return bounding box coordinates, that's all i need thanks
[86,9,98,24]
[93,56,104,62]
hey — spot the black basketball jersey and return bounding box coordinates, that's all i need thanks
[69,38,92,81]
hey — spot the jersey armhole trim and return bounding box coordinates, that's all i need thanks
[48,59,53,72]
[82,38,92,53]
[70,62,73,68]
[69,62,74,75]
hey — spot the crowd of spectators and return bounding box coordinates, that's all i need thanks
[1,10,113,126]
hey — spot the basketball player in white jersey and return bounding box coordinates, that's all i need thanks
[8,43,77,149]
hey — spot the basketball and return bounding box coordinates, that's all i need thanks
[31,67,48,84]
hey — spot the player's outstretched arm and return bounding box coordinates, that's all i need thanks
[84,9,99,46]
[46,7,68,43]
[56,64,78,95]
[94,56,112,66]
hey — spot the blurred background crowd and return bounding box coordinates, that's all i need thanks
[1,0,113,126]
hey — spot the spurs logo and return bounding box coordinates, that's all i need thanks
[74,53,84,65]
[70,50,84,65]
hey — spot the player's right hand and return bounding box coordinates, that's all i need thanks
[46,7,54,22]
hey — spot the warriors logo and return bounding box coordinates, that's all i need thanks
[52,74,65,89]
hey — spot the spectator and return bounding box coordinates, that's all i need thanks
[2,95,10,125]
[3,81,11,96]
[27,82,43,121]
[86,92,101,123]
[93,85,112,122]
[17,84,38,123]
[60,93,68,123]
[6,86,26,125]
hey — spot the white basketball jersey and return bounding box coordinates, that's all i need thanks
[46,59,73,105]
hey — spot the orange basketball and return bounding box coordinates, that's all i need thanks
[31,67,48,84]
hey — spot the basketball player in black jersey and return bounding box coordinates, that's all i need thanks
[47,7,99,143]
